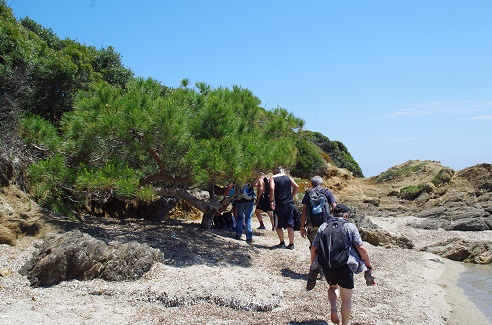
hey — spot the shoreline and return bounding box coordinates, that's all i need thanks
[440,259,490,325]
[367,216,491,325]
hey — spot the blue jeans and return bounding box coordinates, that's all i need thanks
[236,201,254,240]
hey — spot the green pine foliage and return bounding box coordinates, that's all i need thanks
[291,137,326,178]
[26,153,75,216]
[21,77,301,213]
[295,130,364,178]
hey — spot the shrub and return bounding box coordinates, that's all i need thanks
[431,167,454,187]
[399,184,424,200]
[377,163,425,183]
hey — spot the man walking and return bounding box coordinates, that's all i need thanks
[308,204,373,325]
[269,167,299,249]
[254,174,274,230]
[234,183,256,244]
[300,175,337,245]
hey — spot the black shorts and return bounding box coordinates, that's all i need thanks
[256,195,272,212]
[274,202,295,229]
[321,264,354,289]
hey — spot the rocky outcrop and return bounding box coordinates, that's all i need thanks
[19,230,164,287]
[410,206,492,231]
[360,228,414,249]
[337,161,492,231]
[420,237,492,264]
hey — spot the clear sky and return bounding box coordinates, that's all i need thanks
[8,0,492,177]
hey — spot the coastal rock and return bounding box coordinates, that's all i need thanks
[337,161,492,233]
[0,224,16,245]
[19,229,164,287]
[420,237,492,264]
[360,228,414,249]
[412,206,492,231]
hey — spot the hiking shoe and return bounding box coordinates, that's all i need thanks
[257,225,266,230]
[234,234,242,240]
[246,238,253,244]
[273,242,285,249]
[285,243,295,250]
[306,267,319,291]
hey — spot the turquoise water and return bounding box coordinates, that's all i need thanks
[458,263,492,323]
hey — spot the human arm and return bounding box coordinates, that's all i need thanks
[330,203,337,214]
[310,244,318,264]
[290,177,299,198]
[256,178,263,205]
[325,190,337,214]
[355,244,372,270]
[269,176,275,210]
[300,204,308,238]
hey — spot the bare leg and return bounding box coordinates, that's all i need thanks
[328,285,339,324]
[267,211,274,230]
[339,287,353,325]
[255,209,264,224]
[287,227,295,245]
[276,227,284,243]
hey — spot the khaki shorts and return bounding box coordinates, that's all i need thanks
[306,223,319,245]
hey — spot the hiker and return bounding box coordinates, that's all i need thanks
[213,182,236,230]
[307,203,372,325]
[300,175,337,245]
[269,166,299,250]
[234,182,256,244]
[254,174,275,230]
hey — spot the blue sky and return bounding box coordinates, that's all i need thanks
[8,0,492,177]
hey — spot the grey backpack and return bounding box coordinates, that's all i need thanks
[307,188,330,227]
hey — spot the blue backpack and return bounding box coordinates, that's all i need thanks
[239,184,256,200]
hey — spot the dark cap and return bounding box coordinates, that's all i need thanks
[334,203,350,214]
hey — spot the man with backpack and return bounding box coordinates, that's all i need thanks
[300,175,337,245]
[234,183,256,244]
[307,203,373,325]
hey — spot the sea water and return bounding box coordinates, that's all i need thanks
[458,263,492,323]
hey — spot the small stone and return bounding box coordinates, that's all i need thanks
[0,268,12,277]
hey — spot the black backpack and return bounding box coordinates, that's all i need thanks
[306,188,330,227]
[317,219,351,269]
[263,177,270,197]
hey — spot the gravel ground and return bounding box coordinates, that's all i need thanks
[1,215,491,325]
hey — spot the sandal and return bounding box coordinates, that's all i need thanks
[306,267,319,291]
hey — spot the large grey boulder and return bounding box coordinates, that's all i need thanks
[20,229,164,287]
[360,228,414,249]
[421,237,492,264]
[412,205,492,231]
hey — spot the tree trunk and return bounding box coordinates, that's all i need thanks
[156,187,239,229]
[157,187,219,228]
[200,212,215,229]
